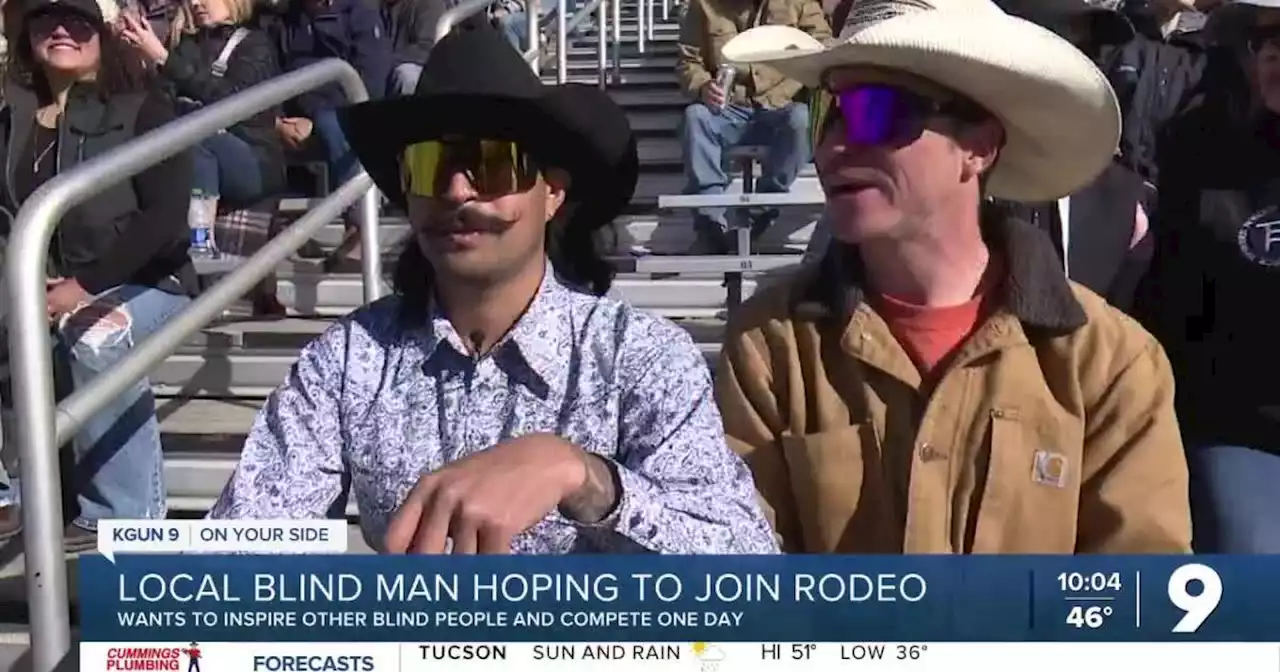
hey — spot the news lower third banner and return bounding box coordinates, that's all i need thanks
[80,642,1280,672]
[80,554,1280,642]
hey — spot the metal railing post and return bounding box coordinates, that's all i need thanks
[597,0,608,89]
[357,193,381,303]
[556,0,568,83]
[611,0,621,84]
[637,0,647,53]
[646,0,655,41]
[527,0,541,75]
[8,59,369,672]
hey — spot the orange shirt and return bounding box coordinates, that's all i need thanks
[870,276,999,376]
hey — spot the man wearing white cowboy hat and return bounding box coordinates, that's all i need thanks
[714,0,1190,554]
[209,27,778,555]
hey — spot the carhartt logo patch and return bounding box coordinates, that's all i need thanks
[1032,450,1068,488]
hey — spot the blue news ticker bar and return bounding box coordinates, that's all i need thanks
[80,555,1274,642]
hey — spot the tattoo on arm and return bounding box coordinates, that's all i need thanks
[560,453,621,524]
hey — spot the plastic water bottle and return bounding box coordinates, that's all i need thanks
[188,189,219,259]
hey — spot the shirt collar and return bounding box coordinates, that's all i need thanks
[415,266,573,399]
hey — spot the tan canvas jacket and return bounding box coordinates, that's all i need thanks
[716,216,1192,554]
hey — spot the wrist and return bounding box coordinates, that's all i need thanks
[558,450,621,524]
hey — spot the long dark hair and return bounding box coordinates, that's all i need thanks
[391,200,617,322]
[6,11,149,102]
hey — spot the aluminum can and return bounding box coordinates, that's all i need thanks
[714,65,736,111]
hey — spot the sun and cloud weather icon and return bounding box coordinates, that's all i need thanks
[690,643,726,670]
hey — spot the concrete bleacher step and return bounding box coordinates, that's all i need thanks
[574,25,681,41]
[269,274,762,317]
[259,194,822,256]
[542,71,674,85]
[279,173,820,219]
[566,42,680,57]
[608,87,687,108]
[566,54,677,70]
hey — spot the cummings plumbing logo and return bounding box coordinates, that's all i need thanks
[105,644,196,671]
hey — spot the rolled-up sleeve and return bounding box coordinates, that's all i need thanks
[208,324,350,519]
[579,318,780,554]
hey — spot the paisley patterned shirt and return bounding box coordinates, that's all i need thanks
[209,270,779,554]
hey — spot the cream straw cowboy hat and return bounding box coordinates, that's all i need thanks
[720,0,1121,202]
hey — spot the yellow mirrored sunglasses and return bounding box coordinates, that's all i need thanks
[400,139,538,198]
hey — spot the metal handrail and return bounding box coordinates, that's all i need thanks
[7,58,377,672]
[520,0,612,87]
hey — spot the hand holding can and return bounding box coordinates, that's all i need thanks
[710,65,737,113]
[701,81,726,111]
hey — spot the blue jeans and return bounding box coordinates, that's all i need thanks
[0,285,190,528]
[312,108,359,187]
[680,101,809,229]
[1189,444,1280,553]
[193,132,265,206]
[499,1,559,53]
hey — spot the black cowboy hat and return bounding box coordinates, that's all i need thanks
[23,0,108,24]
[338,26,639,234]
[1007,0,1136,45]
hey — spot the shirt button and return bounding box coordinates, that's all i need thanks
[919,443,943,462]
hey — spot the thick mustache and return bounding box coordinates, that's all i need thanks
[421,206,512,235]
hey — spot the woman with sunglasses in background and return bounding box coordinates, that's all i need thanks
[0,0,195,550]
[714,0,1191,554]
[1136,0,1280,553]
[209,28,778,555]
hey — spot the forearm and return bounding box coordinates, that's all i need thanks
[573,461,779,554]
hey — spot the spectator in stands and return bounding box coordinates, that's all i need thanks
[1137,0,1280,553]
[675,0,830,254]
[494,0,534,53]
[992,0,1155,312]
[118,0,286,215]
[1125,0,1219,43]
[208,27,778,554]
[0,0,194,549]
[714,0,1190,554]
[267,0,390,268]
[381,0,443,95]
[137,0,179,45]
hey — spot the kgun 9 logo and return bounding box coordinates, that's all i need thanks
[1167,563,1223,634]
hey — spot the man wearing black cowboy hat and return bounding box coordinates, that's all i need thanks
[208,26,778,556]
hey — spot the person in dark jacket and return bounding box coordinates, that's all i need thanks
[992,0,1154,312]
[0,0,194,550]
[382,0,444,95]
[1004,0,1206,196]
[1138,0,1280,553]
[118,0,286,212]
[268,0,390,266]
